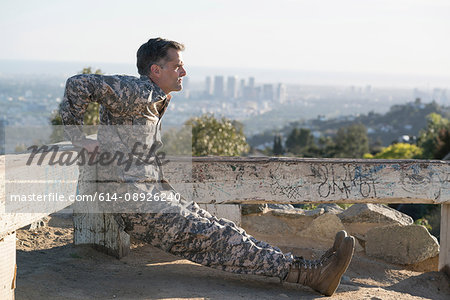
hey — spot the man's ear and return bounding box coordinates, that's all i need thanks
[150,64,160,77]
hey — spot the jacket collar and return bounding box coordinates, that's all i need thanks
[140,75,171,118]
[140,75,169,100]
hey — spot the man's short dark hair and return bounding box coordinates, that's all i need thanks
[136,37,185,76]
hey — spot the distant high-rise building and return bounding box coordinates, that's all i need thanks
[254,86,261,100]
[243,85,259,100]
[241,77,257,100]
[262,84,274,101]
[248,77,255,88]
[214,76,224,98]
[239,79,245,98]
[277,83,287,103]
[227,76,238,99]
[205,76,213,96]
[242,86,253,100]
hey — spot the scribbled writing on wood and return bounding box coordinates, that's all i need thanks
[268,162,445,201]
[310,164,384,198]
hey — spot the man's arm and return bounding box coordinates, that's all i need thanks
[60,74,122,150]
[60,73,168,150]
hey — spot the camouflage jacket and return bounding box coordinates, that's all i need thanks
[60,74,171,190]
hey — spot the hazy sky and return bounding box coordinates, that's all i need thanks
[1,0,449,78]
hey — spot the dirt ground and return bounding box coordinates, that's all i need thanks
[14,214,450,300]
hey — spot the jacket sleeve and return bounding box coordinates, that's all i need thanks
[59,74,124,143]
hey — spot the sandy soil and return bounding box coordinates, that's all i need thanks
[14,214,450,300]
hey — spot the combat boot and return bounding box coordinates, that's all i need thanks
[284,236,355,296]
[320,230,348,260]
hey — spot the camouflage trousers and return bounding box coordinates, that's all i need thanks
[117,199,294,279]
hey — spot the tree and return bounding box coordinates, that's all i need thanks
[161,126,193,156]
[434,128,450,159]
[272,134,283,155]
[334,123,369,158]
[364,143,423,159]
[316,135,336,158]
[418,113,450,159]
[285,128,314,155]
[186,114,250,156]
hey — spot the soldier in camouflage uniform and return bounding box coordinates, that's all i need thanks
[60,37,355,296]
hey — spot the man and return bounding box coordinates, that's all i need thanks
[60,37,355,297]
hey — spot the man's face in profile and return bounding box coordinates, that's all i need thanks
[157,48,186,94]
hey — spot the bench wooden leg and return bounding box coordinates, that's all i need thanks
[74,212,130,259]
[73,164,130,259]
[439,204,450,276]
[0,232,16,300]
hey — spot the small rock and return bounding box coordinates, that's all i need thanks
[317,203,344,214]
[270,207,324,218]
[267,204,295,210]
[270,208,304,217]
[304,208,325,217]
[28,219,47,231]
[241,204,267,215]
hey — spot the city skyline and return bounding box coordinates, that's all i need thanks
[1,59,449,89]
[197,75,286,102]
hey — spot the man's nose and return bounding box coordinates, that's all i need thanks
[180,66,187,77]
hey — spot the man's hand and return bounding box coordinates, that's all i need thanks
[73,138,99,154]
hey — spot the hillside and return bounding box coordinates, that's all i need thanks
[248,99,450,149]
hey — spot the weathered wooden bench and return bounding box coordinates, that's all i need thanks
[1,146,449,299]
